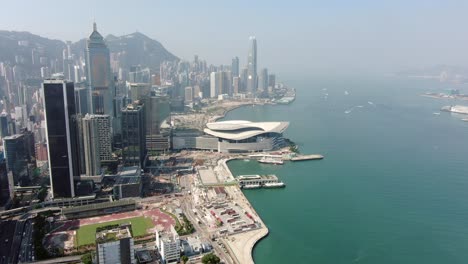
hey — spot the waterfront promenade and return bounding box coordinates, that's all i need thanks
[217,158,269,264]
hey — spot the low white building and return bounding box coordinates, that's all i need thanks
[156,225,180,263]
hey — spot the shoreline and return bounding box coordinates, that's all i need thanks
[208,95,292,263]
[221,159,269,264]
[210,101,273,122]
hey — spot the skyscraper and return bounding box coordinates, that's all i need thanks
[184,86,193,103]
[258,68,269,91]
[42,79,80,198]
[0,112,10,138]
[85,22,114,118]
[74,86,90,115]
[3,134,28,185]
[240,67,248,93]
[0,158,10,206]
[210,72,219,98]
[82,115,101,176]
[127,82,151,102]
[210,71,231,98]
[142,95,171,152]
[246,36,257,94]
[89,114,113,162]
[268,74,276,89]
[233,76,240,95]
[121,103,146,167]
[231,56,239,77]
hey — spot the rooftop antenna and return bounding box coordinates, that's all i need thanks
[93,16,97,31]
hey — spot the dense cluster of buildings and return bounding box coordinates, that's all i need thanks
[0,21,288,212]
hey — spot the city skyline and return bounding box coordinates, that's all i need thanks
[2,2,468,264]
[2,1,468,73]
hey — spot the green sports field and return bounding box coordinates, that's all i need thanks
[76,216,154,246]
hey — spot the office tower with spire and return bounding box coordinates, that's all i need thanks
[85,22,114,118]
[42,79,80,198]
[246,36,257,95]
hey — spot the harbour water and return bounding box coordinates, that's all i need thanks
[226,75,468,264]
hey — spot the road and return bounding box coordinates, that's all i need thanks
[31,255,81,264]
[18,220,34,263]
[179,173,236,264]
[0,220,17,264]
[9,219,26,264]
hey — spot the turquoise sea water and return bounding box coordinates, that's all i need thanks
[226,75,468,264]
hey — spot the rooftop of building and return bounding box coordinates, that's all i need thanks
[61,199,135,215]
[123,103,144,111]
[214,187,227,195]
[157,225,179,243]
[96,223,132,244]
[3,134,24,140]
[83,113,110,119]
[119,166,141,177]
[204,120,289,141]
[115,176,141,185]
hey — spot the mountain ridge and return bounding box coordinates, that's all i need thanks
[0,29,178,75]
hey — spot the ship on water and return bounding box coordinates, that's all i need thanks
[441,105,468,115]
[238,175,286,189]
[242,184,261,189]
[263,182,286,188]
[258,156,284,165]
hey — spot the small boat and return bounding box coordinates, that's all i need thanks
[344,110,352,114]
[258,157,284,165]
[462,118,468,122]
[243,159,250,162]
[344,91,349,95]
[433,112,440,115]
[263,182,286,188]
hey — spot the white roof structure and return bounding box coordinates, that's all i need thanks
[204,120,289,141]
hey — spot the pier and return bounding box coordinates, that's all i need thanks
[290,154,324,161]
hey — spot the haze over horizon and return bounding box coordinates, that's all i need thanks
[2,0,468,75]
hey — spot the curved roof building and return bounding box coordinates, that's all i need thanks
[204,120,288,140]
[202,120,289,153]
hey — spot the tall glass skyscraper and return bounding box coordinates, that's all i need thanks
[121,103,146,167]
[247,36,257,95]
[42,79,80,198]
[85,23,114,118]
[231,56,239,77]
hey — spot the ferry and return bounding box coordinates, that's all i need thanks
[242,184,261,189]
[263,182,286,188]
[258,157,284,165]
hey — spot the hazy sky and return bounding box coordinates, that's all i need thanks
[2,0,468,75]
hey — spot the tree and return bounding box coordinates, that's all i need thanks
[81,252,92,264]
[202,253,220,264]
[181,255,189,263]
